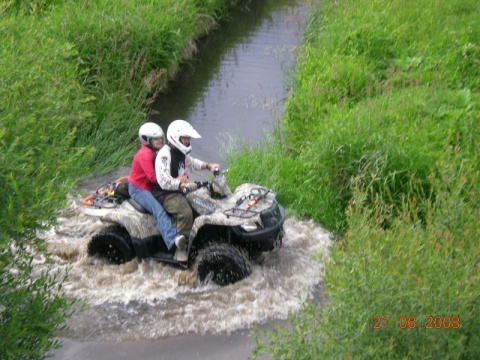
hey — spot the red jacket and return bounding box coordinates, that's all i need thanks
[128,145,157,191]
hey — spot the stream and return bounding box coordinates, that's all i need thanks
[41,1,332,358]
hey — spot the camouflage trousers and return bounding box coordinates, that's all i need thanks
[162,193,193,239]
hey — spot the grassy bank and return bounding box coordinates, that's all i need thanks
[2,0,242,238]
[225,0,480,358]
[1,0,241,357]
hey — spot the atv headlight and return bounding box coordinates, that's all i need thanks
[240,220,261,232]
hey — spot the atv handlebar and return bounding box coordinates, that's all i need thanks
[182,181,206,194]
[181,168,227,194]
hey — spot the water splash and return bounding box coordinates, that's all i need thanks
[36,195,332,342]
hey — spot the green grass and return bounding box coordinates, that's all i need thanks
[228,0,480,234]
[1,0,478,357]
[228,0,480,358]
[0,1,242,358]
[1,0,242,236]
[252,149,480,359]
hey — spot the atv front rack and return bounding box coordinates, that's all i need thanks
[224,187,276,219]
[223,207,259,219]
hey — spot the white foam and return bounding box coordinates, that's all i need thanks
[36,199,332,341]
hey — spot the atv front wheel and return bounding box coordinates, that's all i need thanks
[87,225,135,264]
[196,243,251,286]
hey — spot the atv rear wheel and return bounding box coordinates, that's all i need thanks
[196,243,251,286]
[88,225,135,264]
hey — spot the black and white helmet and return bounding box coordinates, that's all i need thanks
[167,119,201,155]
[138,122,164,146]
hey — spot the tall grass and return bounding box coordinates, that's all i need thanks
[0,15,90,360]
[1,0,243,237]
[1,1,242,357]
[252,148,480,359]
[228,0,479,234]
[228,0,480,358]
[0,19,92,239]
[44,0,242,173]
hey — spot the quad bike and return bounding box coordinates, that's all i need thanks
[85,171,285,286]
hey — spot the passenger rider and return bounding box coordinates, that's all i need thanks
[128,122,187,262]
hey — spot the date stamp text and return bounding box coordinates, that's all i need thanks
[370,315,460,331]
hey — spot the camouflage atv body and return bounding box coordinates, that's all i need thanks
[85,173,285,286]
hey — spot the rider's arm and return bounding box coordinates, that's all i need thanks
[186,155,218,172]
[185,155,203,172]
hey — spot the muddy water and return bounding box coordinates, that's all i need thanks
[37,200,331,341]
[39,0,332,358]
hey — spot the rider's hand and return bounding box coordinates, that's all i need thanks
[187,182,198,191]
[207,163,220,172]
[177,174,189,183]
[181,182,198,193]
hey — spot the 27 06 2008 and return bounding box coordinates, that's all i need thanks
[371,315,461,330]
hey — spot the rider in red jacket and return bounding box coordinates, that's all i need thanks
[128,122,187,262]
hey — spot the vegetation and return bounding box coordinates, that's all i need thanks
[0,250,77,359]
[226,0,479,358]
[1,0,241,358]
[2,0,478,357]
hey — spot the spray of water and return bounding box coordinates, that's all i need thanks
[35,195,332,341]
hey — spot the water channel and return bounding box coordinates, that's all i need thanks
[151,0,305,169]
[44,1,332,358]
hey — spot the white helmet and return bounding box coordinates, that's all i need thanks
[138,122,164,146]
[167,119,201,155]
